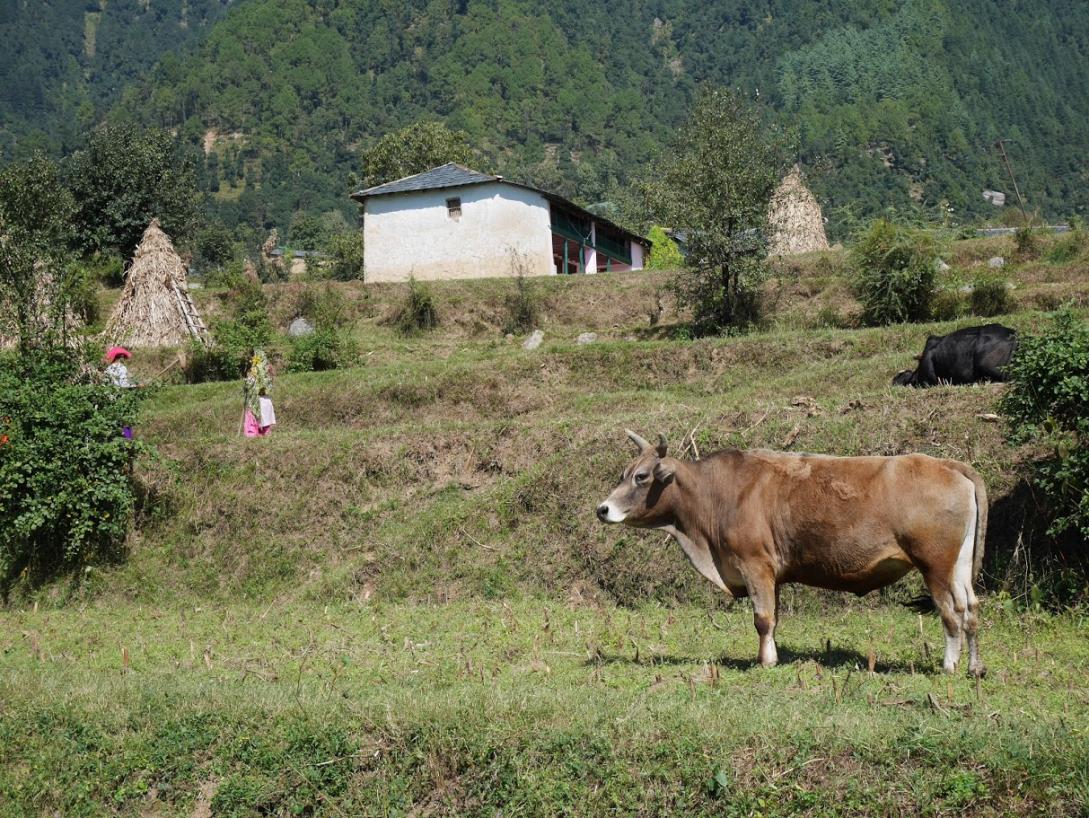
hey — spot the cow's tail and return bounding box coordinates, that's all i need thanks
[950,461,988,582]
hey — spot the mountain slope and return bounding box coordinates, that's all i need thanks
[0,0,233,158]
[7,0,1089,238]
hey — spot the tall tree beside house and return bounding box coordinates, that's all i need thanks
[63,124,203,257]
[644,87,792,336]
[360,121,476,189]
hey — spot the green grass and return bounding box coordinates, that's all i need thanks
[2,600,1087,816]
[6,235,1089,814]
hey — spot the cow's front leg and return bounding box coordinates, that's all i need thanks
[743,568,779,668]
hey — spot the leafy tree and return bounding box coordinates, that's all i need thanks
[192,223,235,272]
[643,87,791,335]
[360,121,475,188]
[63,124,203,256]
[0,154,79,349]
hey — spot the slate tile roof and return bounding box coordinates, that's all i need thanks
[349,163,649,246]
[350,163,498,199]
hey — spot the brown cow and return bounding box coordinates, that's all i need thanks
[596,431,987,676]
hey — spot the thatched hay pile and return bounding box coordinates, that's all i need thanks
[767,166,830,256]
[104,219,209,348]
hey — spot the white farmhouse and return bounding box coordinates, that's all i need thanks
[350,163,649,283]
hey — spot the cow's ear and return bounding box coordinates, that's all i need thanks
[656,434,668,458]
[653,459,675,484]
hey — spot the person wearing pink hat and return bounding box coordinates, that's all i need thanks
[105,346,136,389]
[104,346,137,439]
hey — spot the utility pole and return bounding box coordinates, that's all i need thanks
[995,138,1029,222]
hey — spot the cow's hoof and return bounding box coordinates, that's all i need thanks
[968,663,987,679]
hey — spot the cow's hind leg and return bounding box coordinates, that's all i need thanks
[923,573,964,673]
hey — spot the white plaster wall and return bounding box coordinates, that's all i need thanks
[363,183,554,283]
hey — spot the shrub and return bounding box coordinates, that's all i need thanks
[646,226,684,270]
[969,278,1013,317]
[287,329,359,372]
[0,347,145,596]
[203,259,247,290]
[502,264,539,335]
[287,285,358,373]
[185,278,273,382]
[325,232,365,282]
[850,219,938,325]
[81,253,125,288]
[1000,308,1089,538]
[929,289,964,321]
[1045,223,1086,264]
[294,285,352,331]
[395,277,439,335]
[1013,226,1041,259]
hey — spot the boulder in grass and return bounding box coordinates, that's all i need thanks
[576,332,597,345]
[288,317,315,337]
[523,329,544,350]
[988,256,1005,268]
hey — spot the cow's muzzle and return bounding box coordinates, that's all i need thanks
[596,503,609,522]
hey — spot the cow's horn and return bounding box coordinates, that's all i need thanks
[656,434,668,457]
[625,429,651,453]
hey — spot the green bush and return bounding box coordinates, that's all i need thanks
[502,269,539,334]
[287,285,358,372]
[1013,226,1041,259]
[1000,308,1089,538]
[929,289,964,321]
[325,232,364,282]
[293,285,352,331]
[0,347,145,596]
[203,259,247,290]
[850,219,939,325]
[80,253,125,288]
[1045,224,1086,264]
[186,278,273,382]
[969,278,1013,317]
[646,226,684,270]
[395,277,439,335]
[287,329,359,372]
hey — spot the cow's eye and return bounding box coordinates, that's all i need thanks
[634,471,649,484]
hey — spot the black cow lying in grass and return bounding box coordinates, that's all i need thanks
[893,324,1017,387]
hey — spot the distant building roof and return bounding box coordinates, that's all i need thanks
[350,163,649,246]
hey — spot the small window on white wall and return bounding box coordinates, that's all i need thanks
[446,197,462,220]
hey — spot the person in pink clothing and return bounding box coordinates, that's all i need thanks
[241,349,276,437]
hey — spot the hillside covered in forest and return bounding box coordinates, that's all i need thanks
[4,0,1088,241]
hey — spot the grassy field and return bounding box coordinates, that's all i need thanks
[3,234,1089,815]
[3,600,1087,816]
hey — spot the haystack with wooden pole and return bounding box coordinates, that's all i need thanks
[767,165,830,256]
[103,219,209,348]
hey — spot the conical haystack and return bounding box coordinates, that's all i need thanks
[767,166,830,256]
[104,219,209,348]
